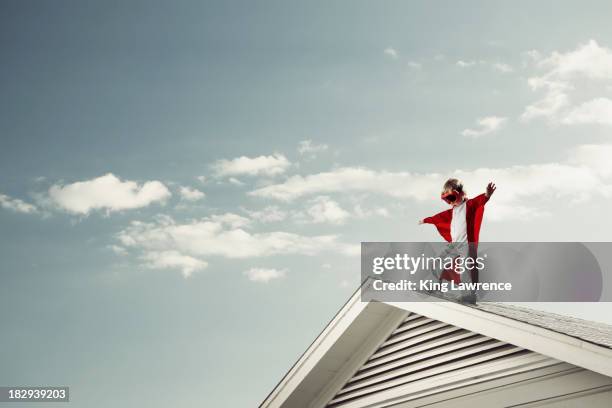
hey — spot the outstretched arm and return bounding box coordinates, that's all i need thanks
[419,209,452,226]
[485,182,496,198]
[419,208,453,242]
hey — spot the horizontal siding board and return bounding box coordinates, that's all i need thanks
[390,317,435,335]
[351,335,494,382]
[360,331,479,372]
[368,326,464,360]
[326,311,548,408]
[379,321,449,348]
[327,354,559,408]
[338,342,517,395]
[330,346,525,404]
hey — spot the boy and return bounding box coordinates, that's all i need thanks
[419,178,496,285]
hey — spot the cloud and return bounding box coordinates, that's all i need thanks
[407,61,422,69]
[562,97,612,125]
[249,143,612,221]
[179,186,205,201]
[242,205,288,223]
[211,154,290,177]
[537,39,612,80]
[521,79,570,121]
[116,213,357,276]
[461,116,508,138]
[303,196,351,225]
[457,60,476,68]
[48,173,171,214]
[298,140,328,157]
[384,47,398,59]
[568,143,612,177]
[208,212,251,228]
[0,193,37,214]
[243,267,286,283]
[196,175,207,184]
[250,167,440,202]
[228,177,245,186]
[141,250,208,278]
[522,40,612,124]
[492,62,514,73]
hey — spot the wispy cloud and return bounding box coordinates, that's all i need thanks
[456,60,477,68]
[0,193,37,214]
[384,47,398,59]
[301,196,350,225]
[461,116,508,138]
[141,250,208,278]
[115,213,357,276]
[562,97,612,125]
[179,186,205,201]
[48,173,171,215]
[211,154,290,177]
[522,40,612,125]
[242,205,288,223]
[298,140,328,158]
[243,267,286,283]
[249,143,612,221]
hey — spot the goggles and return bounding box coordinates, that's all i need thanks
[441,190,462,204]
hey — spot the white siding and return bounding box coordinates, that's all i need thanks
[326,312,561,408]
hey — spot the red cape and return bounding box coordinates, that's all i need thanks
[423,193,489,283]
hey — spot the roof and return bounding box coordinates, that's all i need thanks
[260,283,612,408]
[474,302,612,349]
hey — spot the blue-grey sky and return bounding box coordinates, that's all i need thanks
[3,1,612,407]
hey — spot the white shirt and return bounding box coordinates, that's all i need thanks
[450,200,468,243]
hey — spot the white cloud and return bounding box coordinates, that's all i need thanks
[521,79,570,121]
[568,144,612,177]
[522,40,612,123]
[243,267,286,283]
[353,204,390,219]
[250,167,440,202]
[0,193,37,214]
[228,177,245,186]
[211,154,290,177]
[537,40,612,80]
[48,173,171,215]
[108,244,128,256]
[492,62,514,73]
[249,143,612,221]
[209,212,251,228]
[196,175,207,184]
[116,214,358,275]
[304,196,351,225]
[298,140,328,157]
[242,205,288,223]
[460,116,508,138]
[384,47,398,59]
[407,61,422,69]
[179,186,205,201]
[141,250,208,278]
[562,97,612,125]
[457,60,476,68]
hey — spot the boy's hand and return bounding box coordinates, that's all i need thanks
[418,219,424,225]
[485,182,496,198]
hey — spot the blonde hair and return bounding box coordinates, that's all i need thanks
[442,178,464,194]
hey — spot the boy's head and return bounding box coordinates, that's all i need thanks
[441,178,465,207]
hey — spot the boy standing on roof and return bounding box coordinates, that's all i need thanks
[419,178,496,285]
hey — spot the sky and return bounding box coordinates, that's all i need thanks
[2,1,612,407]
